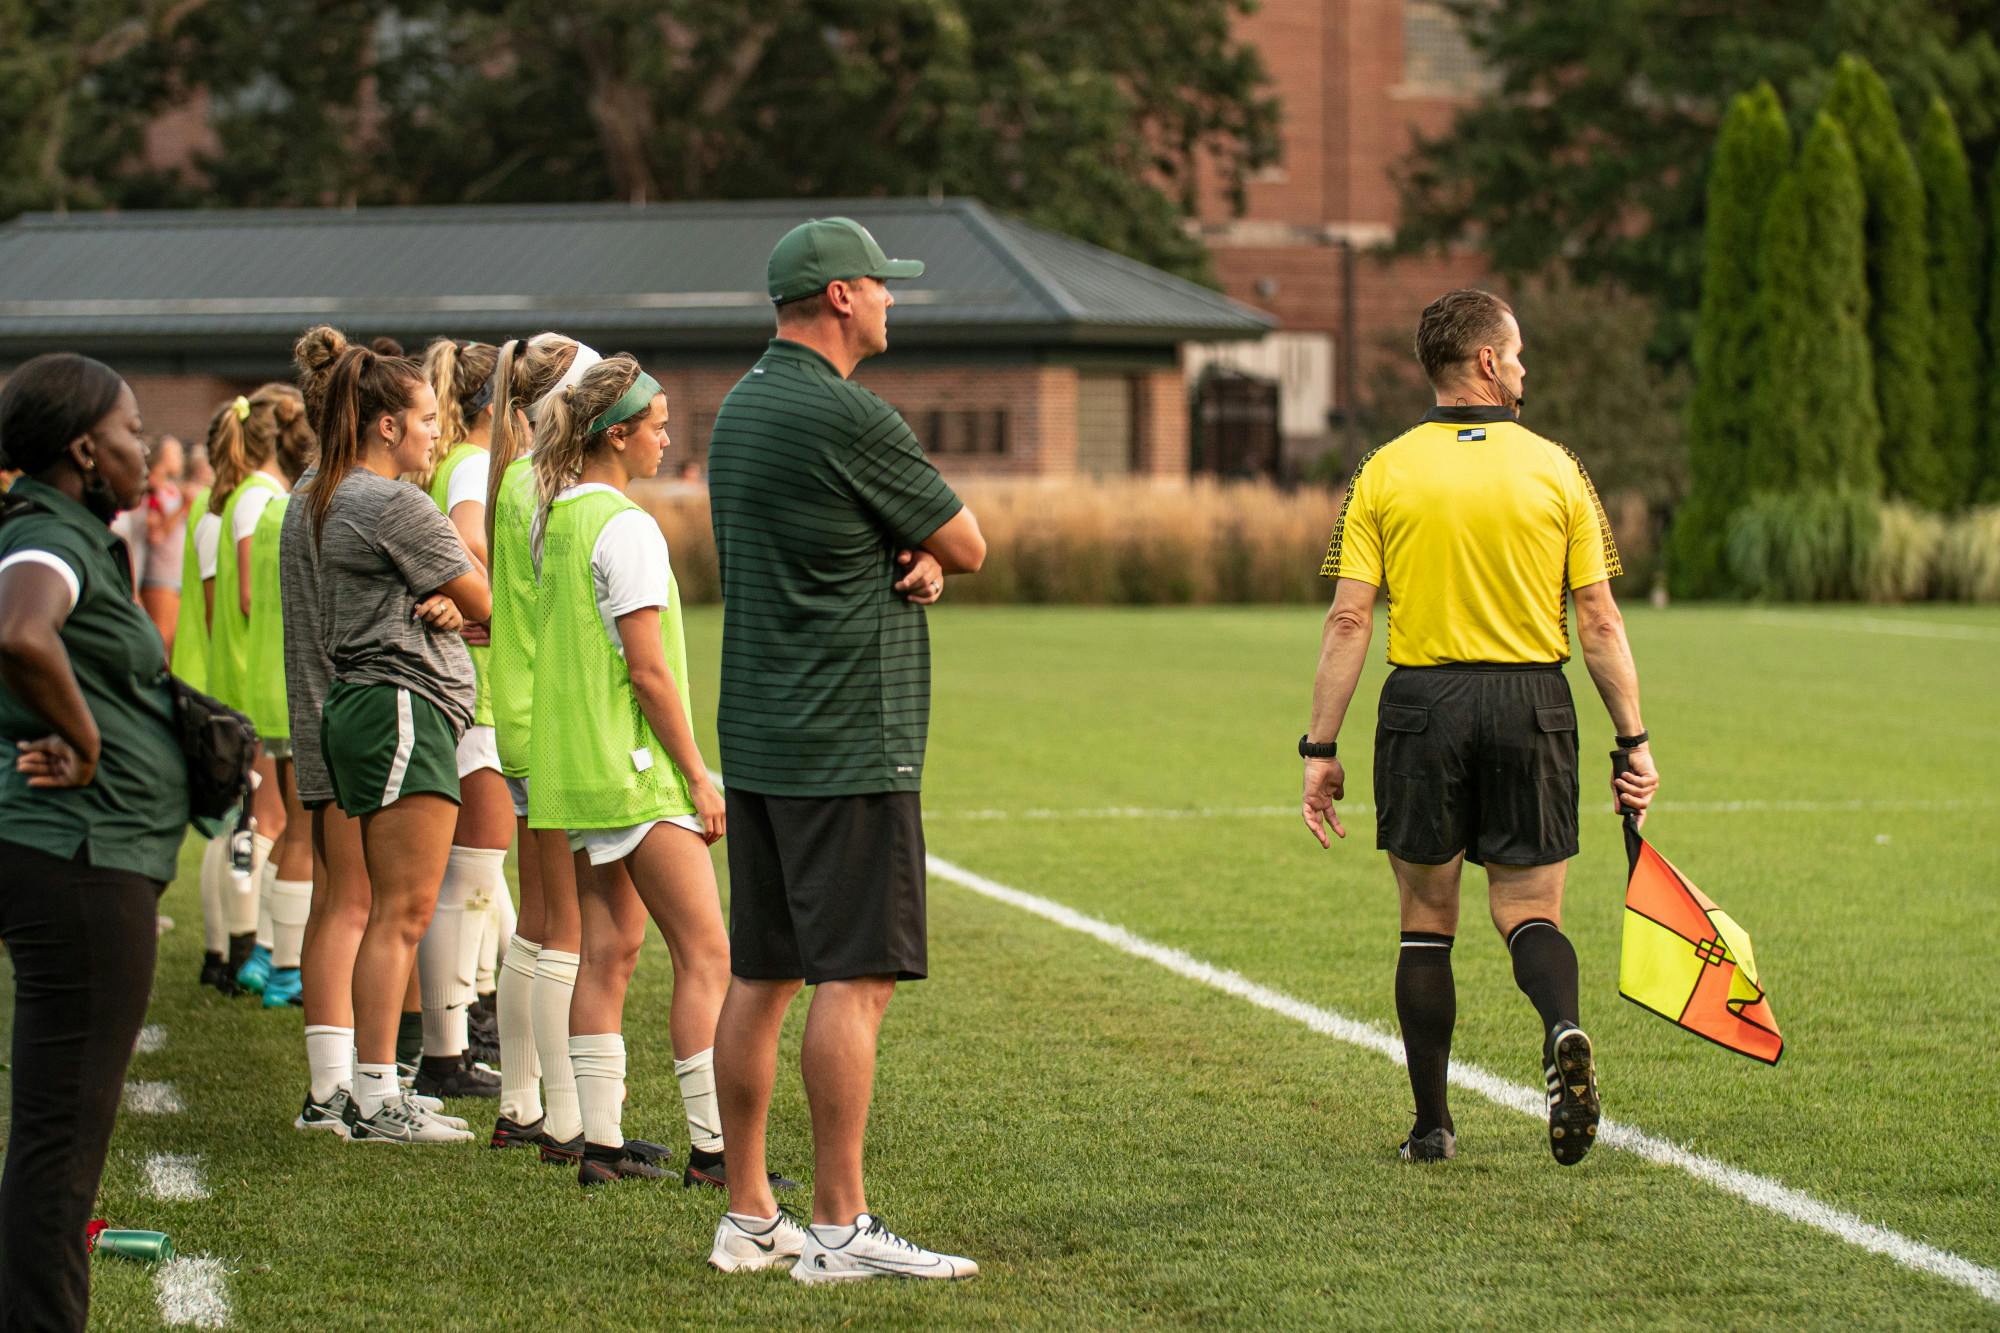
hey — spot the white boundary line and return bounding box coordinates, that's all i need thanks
[122,1081,185,1115]
[142,1152,210,1202]
[925,796,1991,822]
[135,1024,169,1054]
[1745,612,2000,642]
[154,1256,231,1328]
[926,853,2000,1306]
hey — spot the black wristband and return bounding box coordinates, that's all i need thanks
[1615,729,1649,749]
[1299,734,1338,759]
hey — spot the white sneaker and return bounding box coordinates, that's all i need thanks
[347,1095,474,1144]
[709,1211,811,1272]
[405,1092,468,1130]
[790,1214,977,1284]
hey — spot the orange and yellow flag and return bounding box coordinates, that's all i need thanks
[1616,816,1783,1065]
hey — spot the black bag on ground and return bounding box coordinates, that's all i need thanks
[166,676,257,822]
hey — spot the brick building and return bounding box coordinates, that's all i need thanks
[1186,0,1490,474]
[0,199,1268,482]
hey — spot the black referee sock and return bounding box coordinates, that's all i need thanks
[1395,931,1456,1139]
[1507,918,1580,1063]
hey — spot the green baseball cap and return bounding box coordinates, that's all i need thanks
[767,217,925,304]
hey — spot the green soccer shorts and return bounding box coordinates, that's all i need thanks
[320,680,461,816]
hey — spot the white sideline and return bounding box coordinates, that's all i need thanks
[143,1152,209,1202]
[153,1256,230,1328]
[926,853,2000,1306]
[122,1081,184,1115]
[135,1024,169,1054]
[1745,612,2000,643]
[925,795,1989,822]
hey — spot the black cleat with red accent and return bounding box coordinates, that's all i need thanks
[683,1146,801,1192]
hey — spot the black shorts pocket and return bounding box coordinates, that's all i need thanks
[1534,704,1576,734]
[1382,703,1430,733]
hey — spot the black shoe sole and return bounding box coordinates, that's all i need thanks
[579,1159,666,1186]
[1549,1028,1601,1166]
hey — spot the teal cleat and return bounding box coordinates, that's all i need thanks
[262,965,303,1008]
[236,944,272,994]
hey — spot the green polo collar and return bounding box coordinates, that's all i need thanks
[7,476,116,545]
[764,339,843,379]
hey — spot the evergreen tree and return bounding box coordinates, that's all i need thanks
[1750,114,1879,496]
[1823,54,1938,505]
[1986,165,2000,502]
[1916,98,1983,507]
[1670,84,1792,597]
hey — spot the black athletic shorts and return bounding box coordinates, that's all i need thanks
[1372,662,1579,868]
[724,788,927,984]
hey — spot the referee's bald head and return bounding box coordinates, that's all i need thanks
[1415,289,1517,390]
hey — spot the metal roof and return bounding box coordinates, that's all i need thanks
[0,198,1271,363]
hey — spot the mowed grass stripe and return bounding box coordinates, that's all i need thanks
[926,853,2000,1306]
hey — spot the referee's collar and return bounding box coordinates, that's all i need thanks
[1422,405,1516,425]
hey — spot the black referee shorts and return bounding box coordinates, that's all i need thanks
[1372,663,1579,868]
[724,788,928,985]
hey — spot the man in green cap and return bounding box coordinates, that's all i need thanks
[703,217,987,1282]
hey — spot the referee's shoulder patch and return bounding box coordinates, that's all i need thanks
[1456,427,1486,441]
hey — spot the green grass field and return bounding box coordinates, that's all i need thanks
[42,605,2000,1328]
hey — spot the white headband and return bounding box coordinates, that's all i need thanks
[529,339,602,423]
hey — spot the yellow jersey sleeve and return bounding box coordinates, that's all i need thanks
[1319,448,1385,586]
[1560,449,1622,589]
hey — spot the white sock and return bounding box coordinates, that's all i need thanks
[569,1032,626,1149]
[270,877,312,970]
[417,856,473,1058]
[673,1047,724,1152]
[353,1062,398,1119]
[532,949,582,1141]
[199,836,229,953]
[480,883,515,994]
[227,832,273,935]
[254,862,275,950]
[448,847,505,1014]
[497,935,543,1124]
[305,1025,354,1102]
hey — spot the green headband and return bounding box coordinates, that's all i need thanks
[587,371,661,435]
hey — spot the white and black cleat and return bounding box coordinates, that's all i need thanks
[791,1214,977,1284]
[709,1209,811,1272]
[1546,1022,1601,1166]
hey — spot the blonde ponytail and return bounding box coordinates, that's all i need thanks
[528,353,642,562]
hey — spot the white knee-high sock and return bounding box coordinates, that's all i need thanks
[199,836,229,953]
[270,877,312,969]
[417,855,474,1058]
[448,846,506,1010]
[227,832,273,935]
[480,884,515,995]
[497,936,543,1125]
[353,1062,398,1119]
[532,949,581,1141]
[569,1033,626,1148]
[254,861,276,950]
[673,1047,724,1153]
[304,1025,353,1102]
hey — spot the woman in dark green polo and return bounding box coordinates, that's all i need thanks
[0,353,189,1333]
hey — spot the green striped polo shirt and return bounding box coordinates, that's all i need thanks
[708,339,963,796]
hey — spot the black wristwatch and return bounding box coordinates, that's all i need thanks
[1299,734,1338,760]
[1615,729,1650,749]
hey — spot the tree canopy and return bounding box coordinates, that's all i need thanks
[1916,98,1984,507]
[0,0,1280,284]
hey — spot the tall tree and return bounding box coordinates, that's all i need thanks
[1916,98,1983,507]
[1750,113,1878,497]
[1823,55,1940,507]
[1396,1,2000,360]
[1986,164,2000,502]
[1669,84,1792,597]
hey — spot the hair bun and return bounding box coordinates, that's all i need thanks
[293,325,349,376]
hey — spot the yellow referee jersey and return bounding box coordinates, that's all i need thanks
[1320,406,1621,667]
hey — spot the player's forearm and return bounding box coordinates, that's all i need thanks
[1307,600,1372,744]
[631,664,713,791]
[1577,606,1644,737]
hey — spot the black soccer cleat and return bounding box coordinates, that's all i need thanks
[1397,1126,1457,1163]
[1545,1023,1601,1166]
[579,1141,667,1186]
[199,951,241,997]
[413,1054,501,1100]
[538,1132,583,1166]
[489,1114,546,1150]
[683,1146,802,1192]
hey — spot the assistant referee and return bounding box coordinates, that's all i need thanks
[1299,289,1658,1167]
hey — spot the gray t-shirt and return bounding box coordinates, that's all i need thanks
[297,467,476,745]
[279,468,335,802]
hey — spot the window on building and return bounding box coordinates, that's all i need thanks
[922,409,1009,457]
[1076,374,1138,477]
[1402,1,1497,95]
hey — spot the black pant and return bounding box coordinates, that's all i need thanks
[0,840,161,1333]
